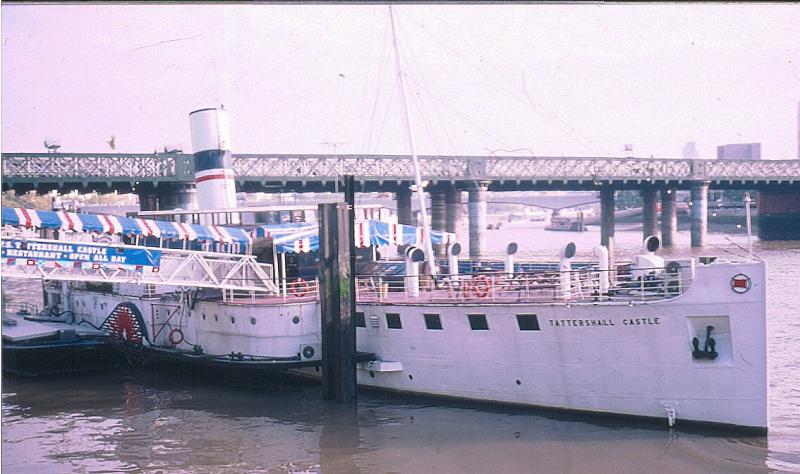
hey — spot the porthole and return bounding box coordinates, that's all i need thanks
[408,374,414,380]
[516,379,522,385]
[250,317,256,325]
[214,315,218,322]
[230,316,235,324]
[202,313,206,320]
[292,316,300,324]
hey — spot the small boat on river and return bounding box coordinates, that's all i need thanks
[545,212,587,232]
[2,302,120,377]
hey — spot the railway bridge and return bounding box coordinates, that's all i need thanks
[3,152,800,257]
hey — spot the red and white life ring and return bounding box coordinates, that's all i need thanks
[168,328,184,346]
[470,275,492,298]
[290,278,310,298]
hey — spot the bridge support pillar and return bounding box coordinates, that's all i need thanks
[137,184,159,212]
[396,185,413,226]
[156,184,197,218]
[757,190,800,240]
[691,181,709,247]
[661,187,677,247]
[468,182,489,259]
[600,187,615,265]
[445,185,463,243]
[429,186,447,257]
[641,187,659,241]
[137,183,197,215]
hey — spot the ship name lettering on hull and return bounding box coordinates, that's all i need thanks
[548,317,661,328]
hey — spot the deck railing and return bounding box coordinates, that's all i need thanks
[355,264,692,305]
[1,236,278,294]
[226,277,320,303]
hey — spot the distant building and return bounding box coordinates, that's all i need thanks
[717,143,761,160]
[683,142,698,160]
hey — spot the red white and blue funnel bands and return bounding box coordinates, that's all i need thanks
[194,149,234,183]
[1,207,252,246]
[189,108,237,211]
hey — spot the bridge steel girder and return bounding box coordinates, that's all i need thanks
[1,152,191,194]
[4,152,800,194]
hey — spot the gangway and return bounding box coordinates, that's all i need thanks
[1,237,279,294]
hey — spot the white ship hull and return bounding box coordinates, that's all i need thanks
[63,259,767,430]
[351,261,767,429]
[62,287,323,368]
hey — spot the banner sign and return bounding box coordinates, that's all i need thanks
[2,239,161,268]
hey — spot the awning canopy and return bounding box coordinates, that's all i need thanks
[253,222,317,239]
[2,207,253,246]
[264,219,456,254]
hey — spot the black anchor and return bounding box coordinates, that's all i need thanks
[691,325,718,360]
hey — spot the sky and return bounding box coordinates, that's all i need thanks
[2,3,799,159]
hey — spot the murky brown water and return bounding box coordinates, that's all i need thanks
[3,224,799,473]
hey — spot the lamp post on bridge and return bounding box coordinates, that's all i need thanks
[322,142,349,194]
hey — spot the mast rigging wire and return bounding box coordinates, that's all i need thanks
[404,10,609,156]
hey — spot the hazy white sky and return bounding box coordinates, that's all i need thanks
[2,3,799,158]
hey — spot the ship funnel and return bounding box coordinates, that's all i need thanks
[405,246,425,297]
[593,245,610,295]
[559,242,576,298]
[504,242,518,275]
[189,107,238,224]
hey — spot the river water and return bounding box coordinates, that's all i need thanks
[2,222,799,473]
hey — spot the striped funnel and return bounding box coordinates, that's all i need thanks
[189,107,238,223]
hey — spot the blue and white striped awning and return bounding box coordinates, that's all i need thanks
[262,219,456,254]
[254,222,317,239]
[1,207,252,246]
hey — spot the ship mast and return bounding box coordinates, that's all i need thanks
[388,5,437,276]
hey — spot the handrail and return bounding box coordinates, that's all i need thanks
[355,265,692,305]
[1,236,278,294]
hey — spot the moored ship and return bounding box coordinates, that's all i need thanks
[1,201,768,431]
[0,104,769,431]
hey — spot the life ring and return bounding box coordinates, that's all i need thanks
[168,328,184,346]
[290,278,310,298]
[471,275,491,298]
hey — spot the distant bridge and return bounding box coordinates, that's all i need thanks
[3,152,800,194]
[489,195,599,210]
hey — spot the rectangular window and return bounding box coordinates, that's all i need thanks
[516,314,540,331]
[386,313,402,329]
[355,312,366,328]
[424,313,443,330]
[468,314,489,331]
